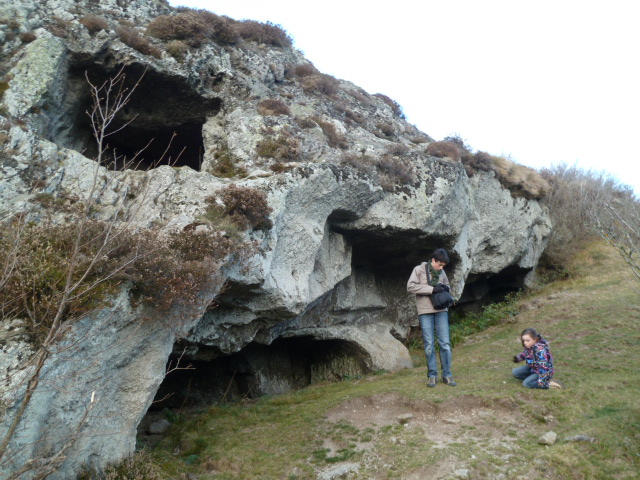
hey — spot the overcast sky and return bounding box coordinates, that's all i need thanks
[169,0,640,196]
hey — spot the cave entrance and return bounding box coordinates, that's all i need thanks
[54,59,221,171]
[150,336,368,409]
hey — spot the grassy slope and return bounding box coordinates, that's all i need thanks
[150,241,640,479]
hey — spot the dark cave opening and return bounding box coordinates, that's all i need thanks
[150,337,368,409]
[54,59,221,171]
[328,217,529,313]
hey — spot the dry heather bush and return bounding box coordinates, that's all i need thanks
[410,136,430,144]
[348,89,371,105]
[373,93,405,118]
[80,14,109,34]
[443,134,471,152]
[236,20,292,47]
[376,122,395,138]
[257,98,290,116]
[0,215,241,342]
[166,39,188,60]
[461,151,493,177]
[295,116,317,129]
[47,16,71,38]
[425,140,461,161]
[386,143,410,156]
[146,10,238,46]
[301,73,340,96]
[313,117,348,149]
[116,26,162,58]
[147,10,291,47]
[18,31,36,43]
[376,155,414,192]
[344,108,366,126]
[340,153,376,177]
[340,153,413,192]
[256,132,300,162]
[211,184,273,231]
[291,63,319,78]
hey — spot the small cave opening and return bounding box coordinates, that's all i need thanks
[149,336,369,410]
[454,265,531,315]
[53,59,221,171]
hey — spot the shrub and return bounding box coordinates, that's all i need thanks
[255,132,299,162]
[340,153,376,177]
[0,215,239,340]
[449,293,521,347]
[237,20,292,47]
[295,116,317,129]
[443,134,471,153]
[47,16,71,38]
[373,93,405,118]
[376,155,414,192]
[425,140,461,161]
[461,151,494,177]
[410,135,429,144]
[344,109,366,126]
[80,14,109,34]
[301,74,340,96]
[208,142,248,178]
[538,164,639,274]
[146,10,291,47]
[347,89,371,105]
[166,39,188,60]
[116,26,162,58]
[292,63,319,78]
[313,117,348,149]
[376,122,395,138]
[146,10,238,46]
[210,184,273,231]
[257,98,290,116]
[18,31,36,43]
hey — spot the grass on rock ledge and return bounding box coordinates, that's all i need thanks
[134,241,639,479]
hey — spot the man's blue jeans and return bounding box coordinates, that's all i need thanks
[512,365,540,388]
[419,311,452,378]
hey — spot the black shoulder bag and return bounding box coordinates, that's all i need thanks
[426,266,455,310]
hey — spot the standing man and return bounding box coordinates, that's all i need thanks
[407,248,457,387]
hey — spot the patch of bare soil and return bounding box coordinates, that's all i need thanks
[321,393,527,479]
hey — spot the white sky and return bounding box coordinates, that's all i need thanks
[169,0,640,196]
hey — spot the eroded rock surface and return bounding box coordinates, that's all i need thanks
[0,0,551,477]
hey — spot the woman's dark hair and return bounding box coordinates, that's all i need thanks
[431,248,450,264]
[521,327,541,346]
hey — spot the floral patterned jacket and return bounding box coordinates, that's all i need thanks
[515,336,555,388]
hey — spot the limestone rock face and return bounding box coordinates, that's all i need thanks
[0,0,551,477]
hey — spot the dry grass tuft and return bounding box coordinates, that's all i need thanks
[425,140,461,161]
[257,98,290,116]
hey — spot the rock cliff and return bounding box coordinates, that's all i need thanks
[0,0,551,477]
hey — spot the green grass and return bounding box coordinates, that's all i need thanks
[140,242,639,479]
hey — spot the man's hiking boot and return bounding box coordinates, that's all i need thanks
[427,377,437,388]
[442,376,457,386]
[549,379,564,389]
